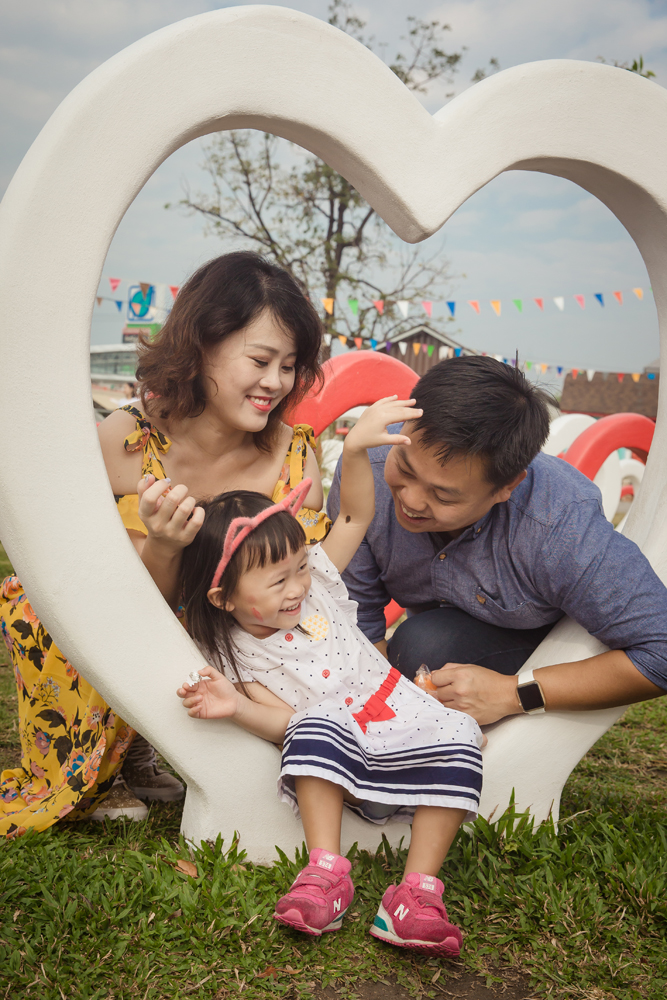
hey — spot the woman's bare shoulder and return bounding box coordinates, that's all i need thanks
[98,408,143,492]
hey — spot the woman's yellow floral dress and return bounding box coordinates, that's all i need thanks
[0,407,329,838]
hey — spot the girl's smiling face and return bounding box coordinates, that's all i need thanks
[210,546,311,638]
[203,309,297,431]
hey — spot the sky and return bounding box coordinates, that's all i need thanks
[2,0,666,386]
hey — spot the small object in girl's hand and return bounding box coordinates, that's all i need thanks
[414,664,438,696]
[187,671,209,687]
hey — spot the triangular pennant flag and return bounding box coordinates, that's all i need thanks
[115,301,123,312]
[169,285,179,299]
[354,337,362,349]
[421,301,432,318]
[490,300,501,316]
[648,372,656,380]
[594,293,604,307]
[370,339,377,350]
[338,335,347,347]
[617,373,625,382]
[448,347,455,359]
[553,297,565,311]
[96,297,102,307]
[385,341,392,352]
[427,344,435,357]
[396,341,406,355]
[446,301,456,317]
[468,300,480,314]
[323,332,332,346]
[494,354,503,362]
[397,300,409,319]
[109,278,121,293]
[413,343,421,356]
[139,282,152,297]
[373,300,385,315]
[571,369,579,380]
[348,298,359,315]
[526,361,532,370]
[613,291,623,305]
[574,295,585,309]
[541,363,548,373]
[513,299,523,313]
[633,288,644,300]
[438,346,449,360]
[557,366,563,375]
[422,343,429,354]
[321,298,334,315]
[454,347,462,357]
[534,298,544,311]
[631,372,641,382]
[586,369,595,381]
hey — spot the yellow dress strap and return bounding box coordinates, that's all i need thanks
[272,423,331,544]
[115,405,173,535]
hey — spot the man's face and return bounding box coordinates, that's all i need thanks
[384,425,525,534]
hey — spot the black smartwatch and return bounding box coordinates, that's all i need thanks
[516,668,546,714]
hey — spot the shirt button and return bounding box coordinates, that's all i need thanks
[285,633,294,641]
[476,594,486,605]
[439,553,447,560]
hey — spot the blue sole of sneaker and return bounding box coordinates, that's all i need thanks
[273,908,346,936]
[369,907,461,957]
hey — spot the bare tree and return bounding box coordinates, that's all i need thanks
[171,2,497,347]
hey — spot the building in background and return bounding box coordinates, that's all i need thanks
[560,359,659,419]
[381,323,477,376]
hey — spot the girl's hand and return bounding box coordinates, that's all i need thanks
[176,664,240,719]
[138,475,205,553]
[343,396,422,454]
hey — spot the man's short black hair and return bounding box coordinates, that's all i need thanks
[412,356,554,488]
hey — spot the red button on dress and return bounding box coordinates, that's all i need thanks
[345,697,353,706]
[285,633,294,642]
[322,670,330,678]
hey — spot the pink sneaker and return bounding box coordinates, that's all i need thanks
[370,873,462,957]
[274,849,355,936]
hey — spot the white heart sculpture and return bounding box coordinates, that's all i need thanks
[1,6,666,860]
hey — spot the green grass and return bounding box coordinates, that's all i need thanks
[1,543,667,998]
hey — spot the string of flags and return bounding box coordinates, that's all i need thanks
[95,277,180,316]
[320,287,648,319]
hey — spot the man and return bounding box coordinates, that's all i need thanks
[327,356,667,725]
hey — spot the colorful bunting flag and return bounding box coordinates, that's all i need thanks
[557,366,563,375]
[631,373,640,382]
[169,286,179,299]
[397,301,409,319]
[413,343,421,356]
[338,335,347,347]
[448,347,454,359]
[421,301,433,318]
[526,361,532,370]
[594,293,604,307]
[370,339,377,350]
[109,278,121,293]
[422,343,429,354]
[513,299,523,312]
[398,341,408,356]
[96,297,102,307]
[373,300,385,315]
[454,348,462,357]
[571,369,579,380]
[613,291,623,304]
[446,301,456,317]
[586,369,595,381]
[468,300,480,314]
[354,337,362,349]
[648,372,656,380]
[115,301,123,312]
[553,297,564,311]
[323,333,332,346]
[438,346,449,360]
[490,300,501,316]
[427,345,435,357]
[385,342,392,352]
[633,288,644,300]
[534,298,544,311]
[321,298,334,315]
[617,373,625,382]
[541,363,548,373]
[574,295,585,309]
[348,298,359,315]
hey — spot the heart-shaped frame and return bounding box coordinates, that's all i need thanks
[1,6,666,860]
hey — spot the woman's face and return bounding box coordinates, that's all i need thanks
[203,310,297,431]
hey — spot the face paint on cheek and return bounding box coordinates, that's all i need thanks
[251,607,263,621]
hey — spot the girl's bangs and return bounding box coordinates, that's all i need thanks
[238,510,307,572]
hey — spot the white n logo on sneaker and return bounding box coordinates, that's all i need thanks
[333,898,342,913]
[394,904,409,921]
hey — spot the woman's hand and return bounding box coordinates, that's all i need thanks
[176,665,239,719]
[343,396,422,455]
[138,474,205,553]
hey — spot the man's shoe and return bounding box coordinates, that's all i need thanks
[370,873,462,957]
[121,734,185,802]
[274,849,355,936]
[90,775,149,821]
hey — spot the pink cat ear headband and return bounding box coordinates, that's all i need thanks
[210,477,312,590]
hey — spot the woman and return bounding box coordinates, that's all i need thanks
[0,251,327,837]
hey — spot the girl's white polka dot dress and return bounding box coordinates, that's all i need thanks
[227,545,484,824]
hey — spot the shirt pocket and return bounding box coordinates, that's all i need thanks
[470,591,548,630]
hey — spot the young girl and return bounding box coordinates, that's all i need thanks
[177,397,484,957]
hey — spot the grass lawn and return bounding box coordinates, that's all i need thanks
[1,544,666,999]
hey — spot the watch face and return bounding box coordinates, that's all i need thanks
[518,681,545,713]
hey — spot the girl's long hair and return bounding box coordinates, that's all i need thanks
[181,491,307,690]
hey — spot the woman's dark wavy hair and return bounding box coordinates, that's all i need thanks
[181,490,307,693]
[136,251,323,452]
[412,355,554,488]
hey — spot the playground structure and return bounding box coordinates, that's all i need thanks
[2,7,667,861]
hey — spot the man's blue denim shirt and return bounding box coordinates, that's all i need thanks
[327,444,667,690]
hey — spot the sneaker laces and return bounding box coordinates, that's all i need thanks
[290,866,338,895]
